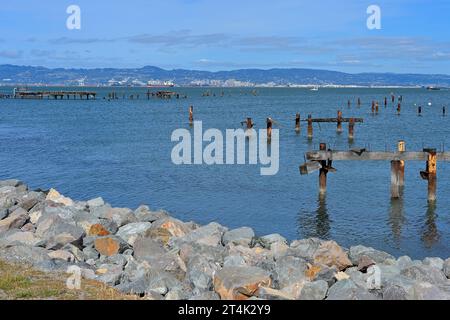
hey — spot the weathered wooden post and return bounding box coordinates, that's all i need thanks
[375,102,379,114]
[391,94,395,103]
[371,101,375,114]
[384,97,387,107]
[348,118,355,140]
[443,106,446,117]
[295,113,300,133]
[189,105,194,126]
[337,110,343,133]
[391,160,401,199]
[398,140,405,186]
[267,118,273,142]
[307,114,313,139]
[357,97,361,107]
[420,149,437,202]
[397,103,401,115]
[418,106,422,116]
[319,143,328,194]
[348,100,351,108]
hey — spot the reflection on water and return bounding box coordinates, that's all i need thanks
[388,191,405,246]
[422,203,440,248]
[298,193,331,240]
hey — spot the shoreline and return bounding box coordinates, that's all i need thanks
[1,178,449,300]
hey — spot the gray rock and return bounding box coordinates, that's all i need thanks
[0,208,8,220]
[223,255,247,267]
[423,257,444,270]
[443,258,450,278]
[133,237,181,272]
[87,197,105,208]
[397,256,414,270]
[0,244,56,271]
[189,292,221,300]
[0,207,28,233]
[288,238,323,260]
[36,215,85,249]
[259,233,287,249]
[401,265,447,285]
[349,245,394,265]
[327,279,379,300]
[117,269,182,296]
[0,179,25,188]
[178,242,226,265]
[135,206,169,223]
[186,255,220,292]
[96,263,124,285]
[273,255,308,289]
[1,230,42,246]
[315,264,339,287]
[173,222,227,247]
[83,246,100,261]
[62,243,85,262]
[412,282,449,300]
[382,284,409,300]
[116,222,152,246]
[99,207,137,227]
[299,280,328,300]
[18,191,44,211]
[222,227,254,246]
[257,287,294,300]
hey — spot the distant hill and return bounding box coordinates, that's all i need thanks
[1,64,450,87]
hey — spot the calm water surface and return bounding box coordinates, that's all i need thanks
[1,86,449,259]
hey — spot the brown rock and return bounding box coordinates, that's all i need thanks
[313,240,352,271]
[0,208,28,233]
[357,255,376,272]
[89,223,110,236]
[305,264,322,280]
[146,217,191,244]
[213,266,272,300]
[94,237,120,256]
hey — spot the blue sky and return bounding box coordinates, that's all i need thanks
[1,0,449,73]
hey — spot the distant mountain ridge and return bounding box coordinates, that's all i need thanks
[1,64,450,87]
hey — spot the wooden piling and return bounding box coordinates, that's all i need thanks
[418,106,422,116]
[371,101,375,114]
[357,98,361,107]
[307,114,313,139]
[319,143,328,194]
[189,106,194,126]
[443,106,446,117]
[420,149,437,202]
[337,110,343,133]
[347,100,351,108]
[375,102,379,114]
[391,160,401,198]
[295,113,300,133]
[398,141,405,186]
[397,103,401,115]
[267,118,273,142]
[384,97,387,107]
[348,118,355,140]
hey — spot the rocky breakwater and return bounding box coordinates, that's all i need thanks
[1,179,450,300]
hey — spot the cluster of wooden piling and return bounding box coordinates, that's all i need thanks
[300,140,448,202]
[13,90,96,100]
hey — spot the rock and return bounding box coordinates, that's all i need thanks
[116,222,152,246]
[173,222,227,247]
[19,191,44,211]
[146,217,191,244]
[273,256,308,289]
[88,223,110,236]
[87,197,104,208]
[135,206,169,223]
[423,257,444,270]
[289,237,323,260]
[401,265,447,285]
[357,255,376,272]
[0,208,8,220]
[1,230,42,246]
[223,255,247,267]
[327,279,378,300]
[0,207,28,233]
[270,241,289,259]
[397,255,414,270]
[62,243,85,262]
[165,288,191,300]
[443,259,450,278]
[189,292,221,300]
[29,210,42,224]
[133,237,181,272]
[48,250,75,262]
[313,241,352,271]
[186,255,221,292]
[101,207,137,227]
[257,287,294,300]
[96,264,123,286]
[94,236,128,257]
[227,244,272,267]
[335,271,350,281]
[213,266,272,300]
[45,188,74,206]
[0,179,25,188]
[178,242,226,265]
[382,284,409,300]
[0,244,55,271]
[83,246,100,261]
[314,264,339,287]
[413,282,449,300]
[222,227,254,246]
[349,245,394,265]
[299,280,328,300]
[21,222,35,232]
[259,233,287,249]
[35,215,85,249]
[117,269,182,296]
